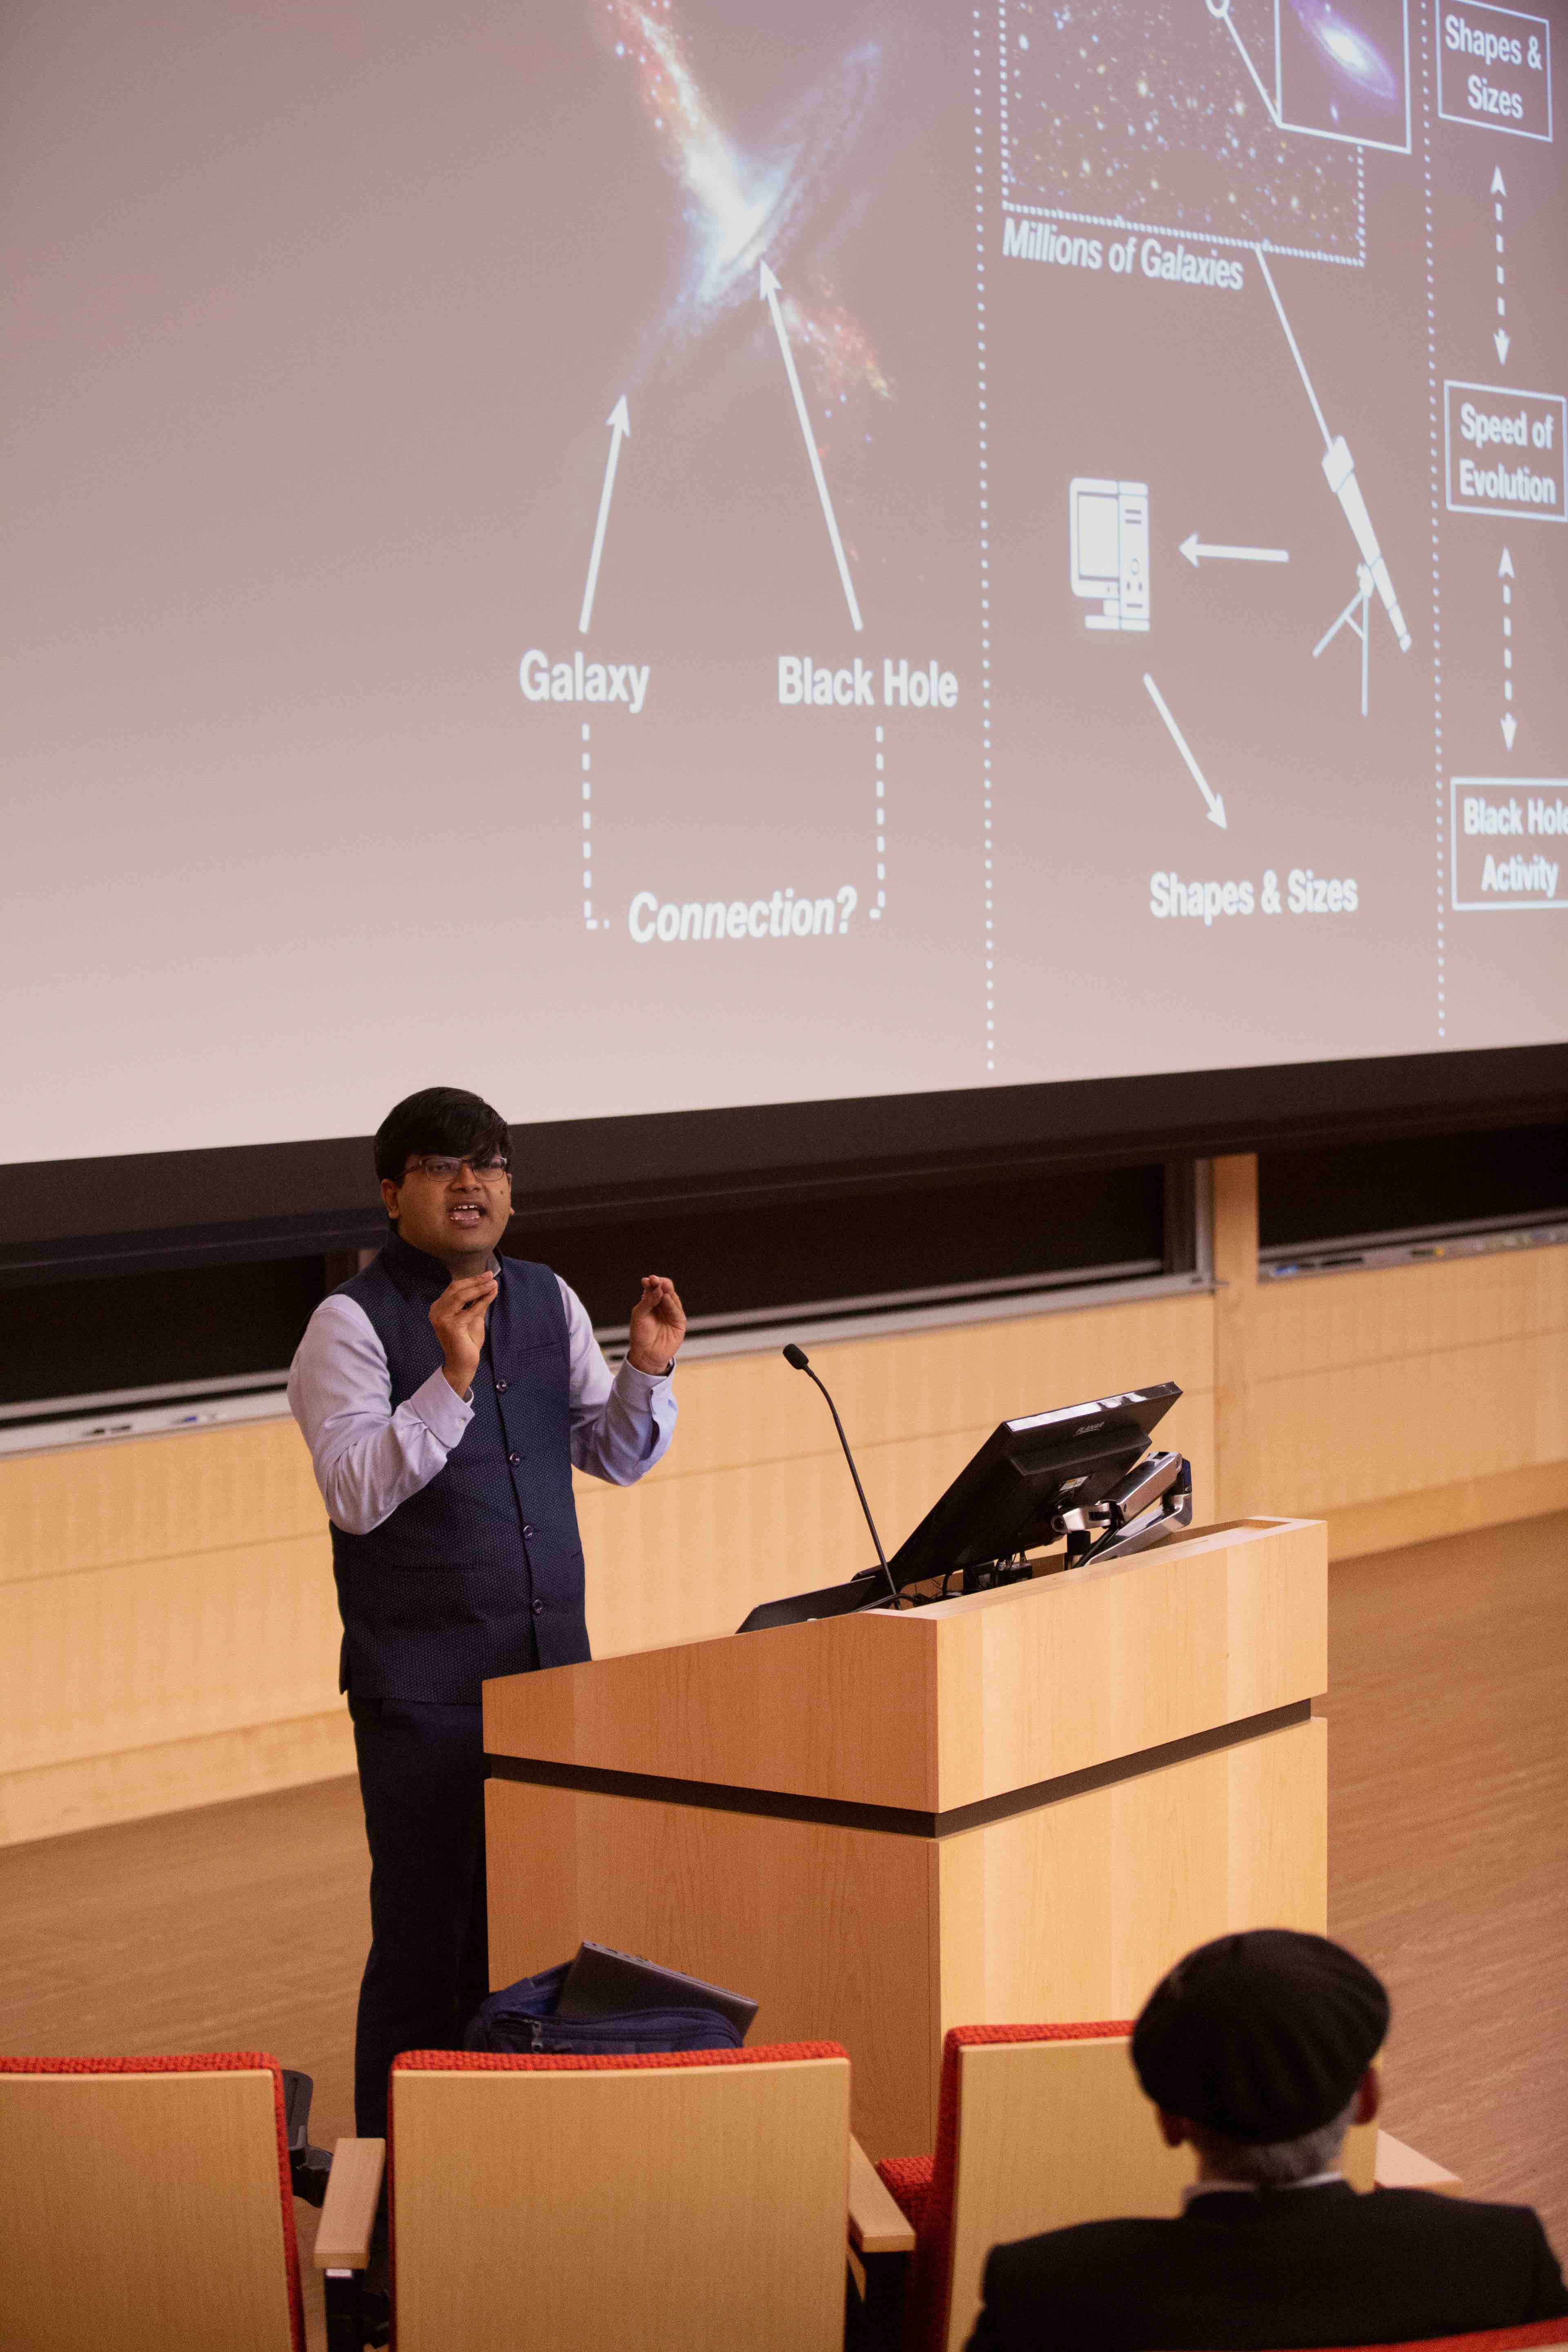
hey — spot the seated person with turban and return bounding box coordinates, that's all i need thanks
[968,1930,1568,2350]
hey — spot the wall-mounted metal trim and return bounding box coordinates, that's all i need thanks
[0,1384,292,1459]
[603,1268,1214,1369]
[1261,1215,1567,1283]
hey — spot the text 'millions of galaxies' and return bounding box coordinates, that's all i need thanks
[1002,218,1246,290]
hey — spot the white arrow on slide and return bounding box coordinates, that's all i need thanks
[1502,713,1518,749]
[760,261,863,631]
[578,395,630,636]
[1143,672,1227,828]
[1494,327,1511,364]
[1180,532,1289,567]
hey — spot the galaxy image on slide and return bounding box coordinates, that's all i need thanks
[1004,0,1381,252]
[596,0,892,435]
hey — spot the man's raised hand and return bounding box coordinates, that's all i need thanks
[430,1271,498,1395]
[627,1275,686,1375]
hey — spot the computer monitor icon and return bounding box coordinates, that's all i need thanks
[1069,478,1150,633]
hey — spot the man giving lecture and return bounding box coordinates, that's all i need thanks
[288,1085,684,2143]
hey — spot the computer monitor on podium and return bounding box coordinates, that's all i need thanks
[739,1381,1190,1633]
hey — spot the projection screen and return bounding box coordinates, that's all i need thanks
[2,0,1565,1179]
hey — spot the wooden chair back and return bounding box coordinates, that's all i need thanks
[0,2054,303,2352]
[935,2026,1378,2352]
[388,2041,851,2352]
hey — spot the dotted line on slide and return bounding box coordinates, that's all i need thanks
[581,723,595,931]
[1420,7,1445,1040]
[873,724,886,918]
[979,11,995,1072]
[1495,182,1506,327]
[1501,561,1513,719]
[998,0,1011,200]
[1356,140,1365,261]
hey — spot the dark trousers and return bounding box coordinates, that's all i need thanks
[350,1696,490,2139]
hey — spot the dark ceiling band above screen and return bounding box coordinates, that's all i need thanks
[3,1042,1564,1284]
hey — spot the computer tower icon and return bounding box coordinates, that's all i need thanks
[1069,479,1150,633]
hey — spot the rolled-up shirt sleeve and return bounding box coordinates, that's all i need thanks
[287,1294,473,1535]
[560,1278,677,1483]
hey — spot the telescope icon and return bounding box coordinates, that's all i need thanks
[1255,247,1413,716]
[1313,434,1413,715]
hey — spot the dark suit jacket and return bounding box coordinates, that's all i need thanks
[966,2181,1568,2351]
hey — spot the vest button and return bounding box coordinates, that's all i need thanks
[507,1450,521,1466]
[531,1597,545,1615]
[495,1379,510,1394]
[522,1524,535,1539]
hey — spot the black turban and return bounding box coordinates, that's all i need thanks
[1131,1930,1390,2144]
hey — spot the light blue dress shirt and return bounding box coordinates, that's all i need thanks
[287,1272,676,1536]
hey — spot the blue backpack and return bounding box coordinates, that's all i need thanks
[463,1960,744,2056]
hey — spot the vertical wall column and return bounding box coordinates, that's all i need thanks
[1212,1153,1259,1521]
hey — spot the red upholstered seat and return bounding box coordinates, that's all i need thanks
[1260,2332,1568,2352]
[877,2153,936,2233]
[392,2037,845,2080]
[874,2020,1134,2352]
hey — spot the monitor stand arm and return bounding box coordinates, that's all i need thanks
[1060,1451,1192,1569]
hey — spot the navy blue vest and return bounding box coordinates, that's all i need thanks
[329,1234,591,1702]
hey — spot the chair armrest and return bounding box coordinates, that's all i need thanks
[849,2135,916,2255]
[1374,2130,1462,2196]
[313,2137,386,2270]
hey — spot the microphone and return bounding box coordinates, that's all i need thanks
[782,1343,897,1606]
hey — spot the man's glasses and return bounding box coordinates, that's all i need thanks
[401,1153,512,1183]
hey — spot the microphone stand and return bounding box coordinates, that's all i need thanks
[782,1343,898,1607]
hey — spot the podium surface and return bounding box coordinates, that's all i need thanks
[484,1517,1327,2154]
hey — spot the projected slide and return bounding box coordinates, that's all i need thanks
[0,0,1564,1160]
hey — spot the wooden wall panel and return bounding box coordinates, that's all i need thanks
[1211,1155,1568,1542]
[1244,1246,1568,1384]
[610,1292,1215,1479]
[1,1176,1563,1844]
[1322,1459,1568,1564]
[0,1709,355,1849]
[0,1535,339,1775]
[1239,1332,1568,1517]
[0,1416,324,1585]
[0,1414,348,1843]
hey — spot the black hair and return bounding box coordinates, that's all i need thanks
[373,1087,512,1185]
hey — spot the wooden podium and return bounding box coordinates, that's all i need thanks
[483,1517,1327,2156]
